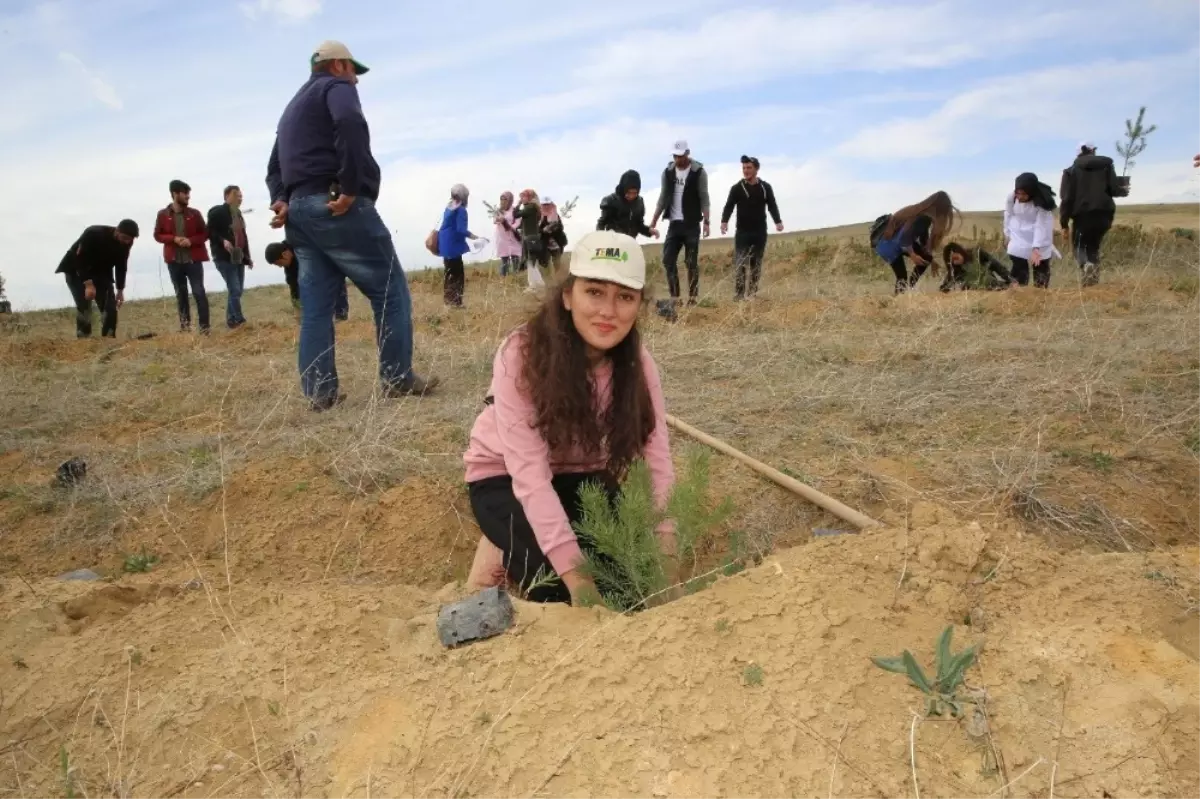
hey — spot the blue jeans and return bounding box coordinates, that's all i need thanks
[286,194,414,400]
[214,261,246,327]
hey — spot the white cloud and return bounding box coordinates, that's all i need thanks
[239,0,322,23]
[57,51,123,110]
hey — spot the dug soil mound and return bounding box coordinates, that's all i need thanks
[2,506,1196,798]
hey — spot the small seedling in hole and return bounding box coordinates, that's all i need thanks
[123,549,159,574]
[267,700,281,717]
[60,745,76,799]
[13,656,28,670]
[129,649,142,666]
[477,711,492,726]
[871,625,982,717]
[714,618,730,633]
[743,664,764,686]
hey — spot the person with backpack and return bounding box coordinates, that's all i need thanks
[437,184,480,308]
[1059,142,1119,286]
[649,140,710,305]
[870,191,958,294]
[597,170,657,240]
[463,230,677,605]
[939,243,1014,292]
[719,155,783,300]
[1004,173,1060,288]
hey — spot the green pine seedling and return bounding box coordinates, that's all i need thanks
[870,625,982,717]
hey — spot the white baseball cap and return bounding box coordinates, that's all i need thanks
[311,40,369,74]
[1078,140,1096,152]
[671,139,689,156]
[570,230,646,290]
[540,195,554,204]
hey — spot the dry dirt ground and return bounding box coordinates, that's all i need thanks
[1,207,1198,797]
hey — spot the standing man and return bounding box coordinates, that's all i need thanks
[154,179,211,332]
[650,140,710,305]
[56,220,139,338]
[266,40,437,411]
[207,185,254,329]
[265,240,349,319]
[1059,141,1119,287]
[720,155,783,300]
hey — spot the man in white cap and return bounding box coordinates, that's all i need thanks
[265,40,438,411]
[650,139,710,305]
[1059,140,1120,286]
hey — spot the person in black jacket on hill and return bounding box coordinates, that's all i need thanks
[650,140,711,304]
[207,185,254,328]
[596,170,657,240]
[56,220,139,338]
[720,155,783,299]
[1059,141,1119,286]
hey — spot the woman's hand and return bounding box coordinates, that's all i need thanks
[561,569,601,607]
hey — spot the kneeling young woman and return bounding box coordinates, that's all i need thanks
[463,230,676,605]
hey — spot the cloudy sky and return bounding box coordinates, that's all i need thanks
[1,0,1197,309]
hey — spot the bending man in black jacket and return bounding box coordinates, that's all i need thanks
[1059,141,1119,286]
[720,155,782,299]
[56,220,139,338]
[596,170,658,240]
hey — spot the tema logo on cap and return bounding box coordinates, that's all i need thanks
[592,247,630,263]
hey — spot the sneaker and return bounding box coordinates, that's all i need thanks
[310,393,347,413]
[383,374,440,398]
[1081,262,1099,287]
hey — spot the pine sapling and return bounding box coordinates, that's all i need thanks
[1115,106,1157,176]
[871,625,982,717]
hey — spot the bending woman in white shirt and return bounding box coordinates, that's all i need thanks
[1004,173,1060,288]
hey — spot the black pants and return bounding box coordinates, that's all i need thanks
[888,255,929,294]
[167,262,210,331]
[285,264,349,318]
[443,256,464,306]
[469,472,616,604]
[1070,209,1114,267]
[64,273,117,337]
[662,220,700,300]
[1010,256,1050,288]
[733,230,767,298]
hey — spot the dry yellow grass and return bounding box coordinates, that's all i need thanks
[0,205,1196,798]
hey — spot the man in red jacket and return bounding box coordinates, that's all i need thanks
[154,179,211,332]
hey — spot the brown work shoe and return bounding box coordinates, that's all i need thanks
[383,374,440,398]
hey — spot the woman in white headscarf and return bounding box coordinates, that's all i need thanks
[437,183,479,307]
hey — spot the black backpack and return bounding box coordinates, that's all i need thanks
[869,214,892,247]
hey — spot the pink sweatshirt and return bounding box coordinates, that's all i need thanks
[464,330,675,575]
[494,208,522,259]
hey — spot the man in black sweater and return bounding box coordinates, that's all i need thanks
[56,220,139,338]
[720,156,783,299]
[1059,141,1119,286]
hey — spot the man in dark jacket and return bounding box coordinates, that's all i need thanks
[597,170,658,240]
[720,155,783,299]
[650,140,711,304]
[154,179,211,332]
[1059,142,1119,286]
[208,185,254,328]
[266,39,436,410]
[266,240,349,319]
[56,220,139,338]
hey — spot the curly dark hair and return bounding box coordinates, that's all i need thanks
[518,276,656,481]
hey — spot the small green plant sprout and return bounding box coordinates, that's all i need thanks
[1115,106,1157,176]
[871,625,982,717]
[573,448,734,612]
[123,549,159,574]
[742,663,764,686]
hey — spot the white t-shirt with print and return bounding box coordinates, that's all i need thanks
[669,166,688,220]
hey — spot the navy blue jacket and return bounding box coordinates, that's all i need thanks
[266,73,381,204]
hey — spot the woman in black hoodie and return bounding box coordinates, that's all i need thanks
[597,171,658,239]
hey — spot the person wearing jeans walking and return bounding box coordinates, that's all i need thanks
[266,39,438,411]
[207,185,254,328]
[720,155,783,300]
[154,179,211,332]
[650,140,710,306]
[56,220,139,338]
[438,184,479,307]
[1059,141,1119,286]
